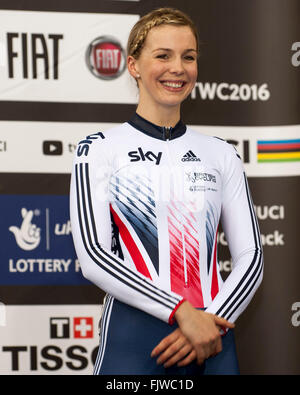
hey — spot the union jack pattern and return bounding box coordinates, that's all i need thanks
[167,198,204,307]
[110,172,159,275]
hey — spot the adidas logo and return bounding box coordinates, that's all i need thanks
[181,150,201,162]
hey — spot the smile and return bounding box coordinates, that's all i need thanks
[160,80,186,89]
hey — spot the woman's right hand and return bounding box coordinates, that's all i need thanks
[174,300,235,365]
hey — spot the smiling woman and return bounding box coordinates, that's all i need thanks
[70,7,263,376]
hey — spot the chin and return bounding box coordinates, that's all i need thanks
[162,89,192,104]
[160,94,189,107]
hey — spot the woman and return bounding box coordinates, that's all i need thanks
[70,7,263,375]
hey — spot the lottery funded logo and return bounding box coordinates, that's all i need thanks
[0,195,86,286]
[85,36,126,80]
[9,208,41,251]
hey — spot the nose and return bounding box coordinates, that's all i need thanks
[169,56,185,75]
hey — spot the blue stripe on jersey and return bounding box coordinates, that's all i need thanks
[93,294,114,375]
[110,174,159,274]
[206,201,219,274]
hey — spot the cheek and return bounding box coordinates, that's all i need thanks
[146,63,169,81]
[188,65,198,83]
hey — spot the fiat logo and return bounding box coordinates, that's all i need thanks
[86,36,126,80]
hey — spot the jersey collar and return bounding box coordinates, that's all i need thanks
[128,113,186,141]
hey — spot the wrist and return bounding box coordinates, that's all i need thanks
[168,299,186,325]
[174,300,193,324]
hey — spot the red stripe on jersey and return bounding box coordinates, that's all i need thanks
[110,204,152,280]
[168,298,186,325]
[168,201,203,308]
[211,227,219,300]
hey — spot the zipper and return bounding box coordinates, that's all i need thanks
[164,128,188,286]
[163,127,172,141]
[181,221,188,286]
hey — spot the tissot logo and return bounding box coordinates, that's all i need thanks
[86,36,126,80]
[50,317,93,339]
[128,147,162,165]
[43,140,63,156]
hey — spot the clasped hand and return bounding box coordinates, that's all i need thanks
[151,301,234,368]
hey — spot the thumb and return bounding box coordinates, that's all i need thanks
[213,315,235,329]
[9,226,19,236]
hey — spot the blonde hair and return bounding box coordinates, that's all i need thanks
[127,7,199,59]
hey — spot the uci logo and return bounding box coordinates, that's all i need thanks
[77,132,105,157]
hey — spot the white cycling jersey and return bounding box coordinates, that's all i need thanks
[70,113,263,324]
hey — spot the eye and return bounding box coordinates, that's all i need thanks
[184,55,196,61]
[156,53,169,60]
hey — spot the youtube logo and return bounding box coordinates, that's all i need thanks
[43,140,63,155]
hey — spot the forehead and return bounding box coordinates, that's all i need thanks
[144,24,197,50]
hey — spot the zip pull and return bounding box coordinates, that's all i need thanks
[163,127,172,140]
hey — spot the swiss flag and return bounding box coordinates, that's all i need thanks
[73,317,93,338]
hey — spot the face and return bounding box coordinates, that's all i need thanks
[128,24,198,113]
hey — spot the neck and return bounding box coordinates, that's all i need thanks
[136,102,181,128]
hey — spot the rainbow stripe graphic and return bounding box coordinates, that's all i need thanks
[257,139,300,162]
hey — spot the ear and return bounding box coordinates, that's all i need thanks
[127,55,140,79]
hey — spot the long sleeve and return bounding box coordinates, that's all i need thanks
[69,133,184,324]
[205,145,264,323]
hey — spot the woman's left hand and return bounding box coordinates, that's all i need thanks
[151,328,197,368]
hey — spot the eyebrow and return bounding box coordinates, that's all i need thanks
[152,48,197,53]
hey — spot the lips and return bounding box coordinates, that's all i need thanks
[160,80,186,89]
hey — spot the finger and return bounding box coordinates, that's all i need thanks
[214,315,235,329]
[209,335,222,358]
[177,349,197,367]
[156,336,186,365]
[151,329,180,357]
[195,346,207,365]
[162,344,193,368]
[21,209,33,231]
[28,224,37,238]
[21,208,28,219]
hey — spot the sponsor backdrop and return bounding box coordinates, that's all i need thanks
[0,0,299,375]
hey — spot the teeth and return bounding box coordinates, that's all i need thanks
[162,81,183,88]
